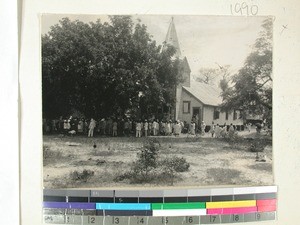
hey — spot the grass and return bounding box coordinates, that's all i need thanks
[206,168,242,184]
[43,145,64,166]
[248,163,273,172]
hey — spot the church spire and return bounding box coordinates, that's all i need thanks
[164,17,181,57]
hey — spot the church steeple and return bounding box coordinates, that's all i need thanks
[164,17,181,57]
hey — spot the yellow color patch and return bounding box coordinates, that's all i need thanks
[206,200,256,209]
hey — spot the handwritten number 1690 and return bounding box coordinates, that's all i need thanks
[231,2,258,16]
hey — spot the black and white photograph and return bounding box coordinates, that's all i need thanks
[42,15,273,188]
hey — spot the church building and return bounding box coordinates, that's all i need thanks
[164,18,244,129]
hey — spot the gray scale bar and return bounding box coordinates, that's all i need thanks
[43,215,65,224]
[44,190,90,197]
[200,215,221,224]
[138,190,164,198]
[43,208,66,215]
[44,186,277,197]
[91,190,114,198]
[243,213,256,223]
[43,214,276,224]
[129,216,148,225]
[115,190,139,198]
[220,214,244,223]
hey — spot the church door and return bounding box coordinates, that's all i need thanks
[193,107,201,132]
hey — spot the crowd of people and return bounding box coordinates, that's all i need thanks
[42,116,244,138]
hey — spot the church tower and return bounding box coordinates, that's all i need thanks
[164,17,191,119]
[164,17,182,57]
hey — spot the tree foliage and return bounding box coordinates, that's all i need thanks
[42,16,182,119]
[195,67,219,85]
[195,65,232,93]
[221,18,273,124]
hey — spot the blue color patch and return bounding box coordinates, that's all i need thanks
[96,203,151,210]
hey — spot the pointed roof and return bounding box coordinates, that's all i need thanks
[182,57,191,73]
[164,17,181,57]
[183,82,223,106]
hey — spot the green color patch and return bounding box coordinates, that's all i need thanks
[152,202,206,210]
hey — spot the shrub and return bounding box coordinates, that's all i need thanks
[133,140,160,177]
[114,140,190,185]
[159,156,190,186]
[69,169,94,182]
[249,138,268,152]
[225,132,244,149]
[160,156,190,172]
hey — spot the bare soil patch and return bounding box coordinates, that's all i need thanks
[43,135,273,188]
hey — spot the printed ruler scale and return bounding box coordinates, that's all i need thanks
[43,186,277,224]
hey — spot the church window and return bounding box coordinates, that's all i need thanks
[183,101,190,114]
[233,110,237,120]
[214,108,220,119]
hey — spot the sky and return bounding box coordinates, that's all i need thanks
[42,14,269,76]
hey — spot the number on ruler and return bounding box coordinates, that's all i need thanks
[256,213,261,220]
[233,215,240,222]
[210,216,217,222]
[89,216,96,224]
[162,217,168,224]
[137,217,144,224]
[113,217,120,224]
[44,216,53,222]
[66,216,70,223]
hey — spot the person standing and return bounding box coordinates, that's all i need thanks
[247,123,252,132]
[63,119,68,134]
[112,120,118,137]
[107,117,113,135]
[144,120,149,137]
[124,119,130,136]
[166,120,172,136]
[77,119,83,134]
[190,121,196,135]
[128,119,133,136]
[174,121,181,137]
[99,118,106,135]
[88,118,96,137]
[161,120,166,136]
[200,121,206,136]
[136,120,142,138]
[152,120,158,136]
[210,122,215,137]
[215,124,221,138]
[228,123,235,136]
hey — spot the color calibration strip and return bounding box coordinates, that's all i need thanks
[43,186,277,224]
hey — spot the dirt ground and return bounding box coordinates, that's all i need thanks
[43,134,273,189]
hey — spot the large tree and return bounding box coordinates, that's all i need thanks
[195,67,219,85]
[220,18,273,124]
[42,16,182,119]
[195,64,232,92]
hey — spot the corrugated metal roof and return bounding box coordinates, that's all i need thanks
[183,81,222,106]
